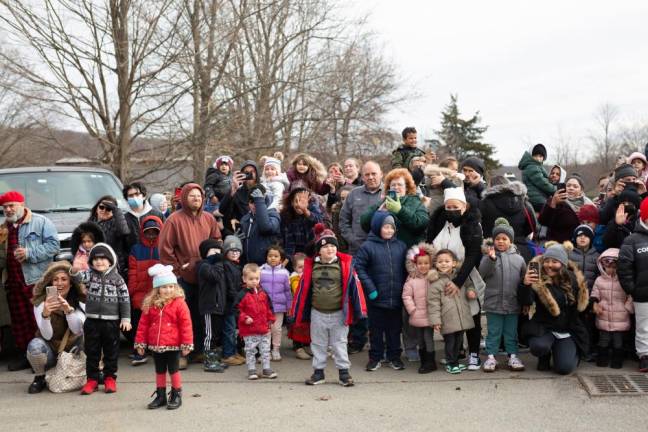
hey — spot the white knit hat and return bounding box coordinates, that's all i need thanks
[264,157,282,172]
[148,264,178,288]
[443,187,466,204]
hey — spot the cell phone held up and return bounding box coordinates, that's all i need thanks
[387,189,397,200]
[46,286,58,299]
[556,183,566,192]
[528,261,540,277]
[243,172,254,181]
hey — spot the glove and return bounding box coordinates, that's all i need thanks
[384,196,401,214]
[368,291,378,300]
[250,188,264,199]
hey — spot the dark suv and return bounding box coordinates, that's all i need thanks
[0,166,125,260]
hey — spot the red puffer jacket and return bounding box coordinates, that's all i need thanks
[236,287,275,337]
[134,297,194,352]
[128,215,163,309]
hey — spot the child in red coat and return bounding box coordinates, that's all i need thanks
[236,263,277,380]
[135,264,193,410]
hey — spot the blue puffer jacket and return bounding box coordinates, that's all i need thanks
[353,211,407,309]
[240,194,281,265]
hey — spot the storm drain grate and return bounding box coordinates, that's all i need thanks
[578,374,648,396]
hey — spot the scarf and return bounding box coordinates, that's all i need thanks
[565,194,593,214]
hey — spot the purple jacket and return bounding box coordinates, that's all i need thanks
[260,263,292,313]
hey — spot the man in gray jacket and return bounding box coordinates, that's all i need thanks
[340,161,383,256]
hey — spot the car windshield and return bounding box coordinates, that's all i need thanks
[0,170,125,212]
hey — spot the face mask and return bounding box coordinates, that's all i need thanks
[128,197,143,209]
[445,209,462,224]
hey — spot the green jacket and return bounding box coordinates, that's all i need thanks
[360,194,429,248]
[391,145,426,170]
[518,151,555,207]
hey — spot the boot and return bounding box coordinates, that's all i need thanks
[537,354,551,371]
[418,350,437,374]
[28,375,47,394]
[203,350,225,373]
[167,388,182,410]
[596,347,610,367]
[610,349,624,369]
[147,388,167,409]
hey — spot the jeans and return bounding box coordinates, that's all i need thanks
[485,313,519,355]
[368,305,402,362]
[179,278,204,354]
[529,333,579,375]
[222,311,237,358]
[444,331,464,367]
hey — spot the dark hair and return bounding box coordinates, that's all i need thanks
[280,187,310,222]
[402,127,417,139]
[436,248,458,261]
[80,231,95,242]
[122,182,147,199]
[266,244,286,261]
[89,195,118,222]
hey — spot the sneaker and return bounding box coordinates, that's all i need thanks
[405,349,420,362]
[483,356,497,372]
[639,356,648,373]
[104,376,117,393]
[338,369,354,387]
[305,369,325,385]
[247,370,259,380]
[508,355,525,371]
[262,369,277,379]
[457,363,468,371]
[234,353,246,362]
[131,353,148,366]
[467,353,481,371]
[80,379,99,395]
[295,348,311,360]
[445,365,461,374]
[271,350,282,362]
[366,359,381,371]
[389,359,405,370]
[178,356,188,370]
[222,355,246,366]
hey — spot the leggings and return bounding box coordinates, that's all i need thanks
[466,312,482,354]
[153,351,182,389]
[529,333,579,375]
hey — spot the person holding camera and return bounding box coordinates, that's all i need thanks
[220,160,259,236]
[538,174,594,243]
[88,195,131,280]
[602,186,642,249]
[599,164,647,226]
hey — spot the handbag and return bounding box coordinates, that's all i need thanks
[45,329,87,393]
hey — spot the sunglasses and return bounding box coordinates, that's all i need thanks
[98,204,113,212]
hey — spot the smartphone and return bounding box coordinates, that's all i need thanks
[556,183,566,192]
[243,172,254,180]
[387,190,397,200]
[46,286,58,299]
[528,262,540,275]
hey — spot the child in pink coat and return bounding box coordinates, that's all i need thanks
[402,243,437,373]
[591,248,634,369]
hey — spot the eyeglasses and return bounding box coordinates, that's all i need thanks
[98,205,113,212]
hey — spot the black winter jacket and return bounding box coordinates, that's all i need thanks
[602,218,636,250]
[480,181,534,240]
[619,220,648,302]
[204,168,233,201]
[197,254,230,315]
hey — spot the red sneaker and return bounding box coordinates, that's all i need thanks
[104,376,117,393]
[80,379,99,395]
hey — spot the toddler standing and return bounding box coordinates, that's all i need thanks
[260,246,292,361]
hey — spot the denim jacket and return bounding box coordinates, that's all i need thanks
[1,208,59,285]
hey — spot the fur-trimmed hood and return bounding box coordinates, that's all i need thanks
[482,181,527,199]
[71,221,105,256]
[32,261,86,306]
[290,153,326,182]
[528,255,589,316]
[405,242,439,280]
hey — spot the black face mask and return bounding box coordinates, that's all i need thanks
[446,209,463,224]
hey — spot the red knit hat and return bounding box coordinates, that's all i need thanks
[313,223,338,252]
[640,197,648,221]
[577,204,599,224]
[0,191,25,205]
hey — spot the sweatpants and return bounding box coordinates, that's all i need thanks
[179,278,204,354]
[486,313,518,355]
[222,311,237,358]
[466,312,482,354]
[310,309,350,370]
[634,301,648,357]
[529,333,579,375]
[84,319,120,380]
[203,313,224,352]
[271,313,284,351]
[244,334,271,371]
[444,331,464,367]
[415,327,435,353]
[153,351,181,389]
[598,331,625,349]
[368,305,402,362]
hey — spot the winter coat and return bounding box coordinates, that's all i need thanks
[224,260,243,313]
[70,221,105,262]
[590,248,634,332]
[280,198,325,258]
[89,207,131,279]
[339,184,384,255]
[204,167,232,201]
[480,181,534,241]
[619,220,648,302]
[158,183,221,284]
[478,242,526,314]
[260,263,292,313]
[421,165,463,215]
[134,297,193,352]
[391,145,426,171]
[127,215,163,310]
[361,194,429,248]
[518,151,555,207]
[236,287,275,337]
[518,257,589,354]
[568,246,599,291]
[125,203,164,246]
[291,252,367,325]
[427,269,476,335]
[219,160,259,231]
[198,254,233,316]
[240,195,281,265]
[354,215,408,309]
[402,243,436,327]
[538,199,580,243]
[602,217,637,250]
[261,178,285,210]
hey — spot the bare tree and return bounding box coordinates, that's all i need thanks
[589,103,619,171]
[617,120,648,156]
[552,125,581,169]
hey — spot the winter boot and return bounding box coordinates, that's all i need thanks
[147,388,167,409]
[28,375,47,394]
[203,350,225,373]
[610,349,624,369]
[596,347,610,367]
[537,354,551,371]
[419,350,437,373]
[167,388,182,410]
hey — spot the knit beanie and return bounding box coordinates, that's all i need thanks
[313,223,338,252]
[215,155,234,169]
[443,187,467,204]
[543,244,569,267]
[566,173,585,190]
[618,187,641,209]
[223,235,242,254]
[640,197,648,221]
[148,193,167,213]
[460,157,485,177]
[264,157,282,172]
[614,164,638,182]
[572,224,594,244]
[0,190,25,205]
[89,243,115,267]
[492,217,514,241]
[577,204,599,224]
[199,238,223,259]
[531,143,547,160]
[148,264,178,289]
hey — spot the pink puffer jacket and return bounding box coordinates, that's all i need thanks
[591,248,634,332]
[402,243,437,328]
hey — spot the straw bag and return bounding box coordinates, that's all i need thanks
[45,329,86,393]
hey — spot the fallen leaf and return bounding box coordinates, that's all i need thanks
[455,386,461,391]
[192,393,202,397]
[316,395,332,401]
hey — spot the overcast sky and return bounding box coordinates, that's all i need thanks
[356,0,648,166]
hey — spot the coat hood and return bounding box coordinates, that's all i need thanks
[139,214,163,248]
[89,242,118,275]
[369,210,397,237]
[32,261,86,306]
[405,242,439,280]
[552,165,567,183]
[528,255,589,316]
[71,221,105,255]
[180,183,205,214]
[482,181,527,199]
[596,247,619,277]
[239,160,258,176]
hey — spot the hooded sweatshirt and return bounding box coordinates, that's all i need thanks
[128,215,163,309]
[158,183,221,284]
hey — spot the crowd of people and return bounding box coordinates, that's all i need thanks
[2,127,648,409]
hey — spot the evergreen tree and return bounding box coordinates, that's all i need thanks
[435,94,500,171]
